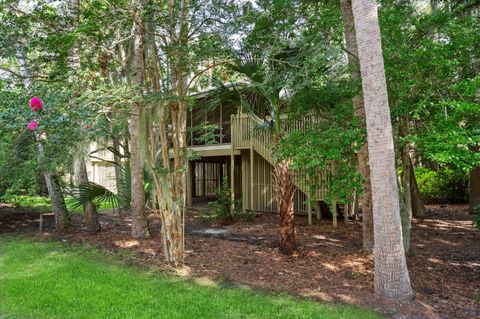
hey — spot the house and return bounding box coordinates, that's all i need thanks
[85,142,118,192]
[184,85,333,216]
[86,84,333,217]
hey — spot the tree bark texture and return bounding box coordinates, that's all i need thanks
[470,165,480,214]
[340,0,374,252]
[129,7,150,239]
[409,155,426,218]
[274,159,296,255]
[142,12,185,265]
[74,155,100,232]
[352,0,413,301]
[400,149,412,254]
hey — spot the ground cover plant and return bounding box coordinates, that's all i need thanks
[0,195,114,213]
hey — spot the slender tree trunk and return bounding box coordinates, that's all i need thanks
[340,0,374,252]
[400,149,412,254]
[469,165,480,214]
[112,137,126,207]
[409,156,426,218]
[129,6,150,239]
[274,159,296,255]
[74,154,100,232]
[43,170,69,228]
[352,0,413,301]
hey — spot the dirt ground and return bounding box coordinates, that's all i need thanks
[1,203,479,319]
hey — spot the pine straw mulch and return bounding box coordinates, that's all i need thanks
[1,203,479,319]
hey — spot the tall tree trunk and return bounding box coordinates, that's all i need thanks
[400,149,412,254]
[274,159,296,255]
[74,154,100,232]
[129,6,150,239]
[352,0,413,301]
[469,165,480,214]
[43,169,69,228]
[340,0,374,252]
[409,156,426,218]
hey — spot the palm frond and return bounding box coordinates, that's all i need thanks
[71,182,122,210]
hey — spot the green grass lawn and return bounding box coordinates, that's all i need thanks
[0,236,382,319]
[1,195,114,213]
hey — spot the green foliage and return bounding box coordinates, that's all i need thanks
[71,182,121,211]
[473,214,480,230]
[279,104,365,205]
[380,3,480,172]
[199,180,254,223]
[415,167,468,204]
[193,122,224,145]
[0,195,114,213]
[0,190,22,207]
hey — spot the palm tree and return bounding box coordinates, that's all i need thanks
[202,55,297,254]
[351,0,413,301]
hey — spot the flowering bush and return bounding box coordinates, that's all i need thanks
[27,120,39,131]
[29,97,43,113]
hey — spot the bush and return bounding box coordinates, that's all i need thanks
[474,214,480,230]
[415,167,468,204]
[199,180,256,223]
[0,190,21,207]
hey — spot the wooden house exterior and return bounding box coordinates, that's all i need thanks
[185,95,333,217]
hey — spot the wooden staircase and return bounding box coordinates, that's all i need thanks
[231,112,333,203]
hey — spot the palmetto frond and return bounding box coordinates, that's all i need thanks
[71,182,122,210]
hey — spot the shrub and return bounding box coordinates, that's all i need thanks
[0,191,21,207]
[474,214,480,230]
[199,180,255,223]
[415,167,468,204]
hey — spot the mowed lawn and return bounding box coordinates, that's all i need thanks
[0,237,382,319]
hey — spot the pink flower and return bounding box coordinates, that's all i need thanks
[29,97,44,113]
[27,120,39,131]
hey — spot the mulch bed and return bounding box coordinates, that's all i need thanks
[1,203,479,319]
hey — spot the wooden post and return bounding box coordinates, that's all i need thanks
[186,161,192,206]
[220,102,223,144]
[38,213,43,232]
[241,153,246,211]
[192,162,196,199]
[231,146,235,214]
[202,162,206,196]
[250,146,254,210]
[307,197,313,226]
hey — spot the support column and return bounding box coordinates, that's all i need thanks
[186,161,192,206]
[250,147,254,210]
[202,162,206,196]
[307,196,312,226]
[231,146,235,213]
